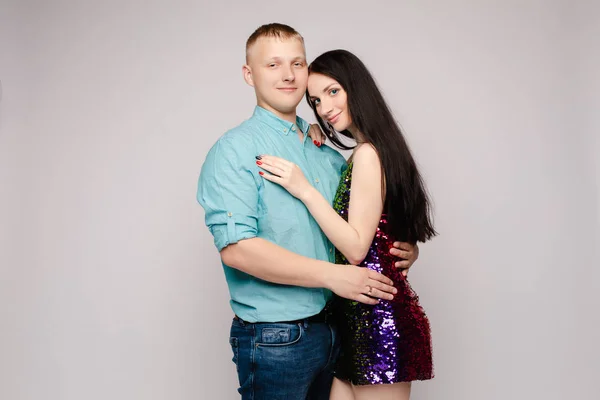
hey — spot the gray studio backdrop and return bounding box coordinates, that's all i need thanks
[1,1,598,399]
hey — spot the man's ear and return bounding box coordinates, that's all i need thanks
[242,64,254,87]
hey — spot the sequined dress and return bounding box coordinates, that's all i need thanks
[332,162,434,385]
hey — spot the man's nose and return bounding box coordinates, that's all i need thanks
[282,65,295,82]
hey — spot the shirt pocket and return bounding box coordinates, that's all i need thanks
[267,213,295,234]
[261,183,299,235]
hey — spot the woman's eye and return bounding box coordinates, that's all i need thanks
[313,99,321,105]
[330,89,339,95]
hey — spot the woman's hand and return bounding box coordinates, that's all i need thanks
[308,123,326,147]
[256,155,314,201]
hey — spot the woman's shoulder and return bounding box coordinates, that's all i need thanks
[352,143,380,164]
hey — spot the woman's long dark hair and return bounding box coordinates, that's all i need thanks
[306,49,436,243]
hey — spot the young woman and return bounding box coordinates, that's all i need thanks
[256,49,436,400]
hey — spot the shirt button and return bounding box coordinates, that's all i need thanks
[227,212,232,217]
[315,178,320,183]
[283,128,287,133]
[291,126,296,131]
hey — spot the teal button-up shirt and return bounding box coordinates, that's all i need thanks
[197,106,346,323]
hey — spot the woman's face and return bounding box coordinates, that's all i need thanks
[307,73,354,132]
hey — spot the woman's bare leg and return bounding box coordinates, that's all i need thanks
[329,377,355,400]
[352,382,411,400]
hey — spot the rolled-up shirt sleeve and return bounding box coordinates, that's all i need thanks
[197,136,258,252]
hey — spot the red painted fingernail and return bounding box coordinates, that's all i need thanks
[256,161,262,165]
[318,142,322,146]
[259,171,264,175]
[313,140,318,145]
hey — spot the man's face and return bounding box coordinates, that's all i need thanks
[244,37,308,119]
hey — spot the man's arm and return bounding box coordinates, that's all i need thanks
[221,237,398,305]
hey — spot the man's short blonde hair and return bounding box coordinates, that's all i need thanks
[246,23,305,63]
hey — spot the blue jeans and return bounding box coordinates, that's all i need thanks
[229,316,340,400]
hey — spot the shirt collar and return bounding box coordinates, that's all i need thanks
[252,105,310,136]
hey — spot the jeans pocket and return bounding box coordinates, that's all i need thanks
[229,337,239,371]
[256,323,303,347]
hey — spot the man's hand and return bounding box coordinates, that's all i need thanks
[389,242,419,277]
[327,264,397,305]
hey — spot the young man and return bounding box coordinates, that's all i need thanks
[197,23,420,400]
